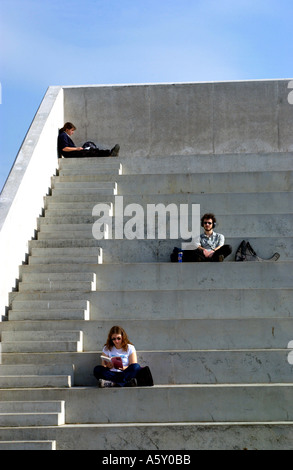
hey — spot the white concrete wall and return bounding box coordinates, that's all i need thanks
[0,86,64,318]
[63,79,293,157]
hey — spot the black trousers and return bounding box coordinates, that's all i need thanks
[171,245,232,262]
[61,148,111,158]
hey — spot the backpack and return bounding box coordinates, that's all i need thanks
[82,141,97,149]
[235,240,280,262]
[136,366,154,386]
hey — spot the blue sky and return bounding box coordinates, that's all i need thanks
[1,0,293,191]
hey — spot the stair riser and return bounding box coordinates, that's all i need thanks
[0,376,71,387]
[1,422,293,450]
[1,342,82,353]
[2,318,293,350]
[0,441,56,450]
[8,311,89,321]
[0,387,293,424]
[1,350,292,385]
[44,191,293,215]
[0,414,64,427]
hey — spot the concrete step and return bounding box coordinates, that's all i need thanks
[8,290,91,305]
[1,341,81,354]
[1,330,83,353]
[9,299,89,310]
[1,349,292,386]
[20,272,96,282]
[28,237,291,262]
[87,288,293,320]
[51,184,117,196]
[8,285,291,321]
[87,318,293,351]
[28,249,102,264]
[1,318,292,351]
[1,330,82,343]
[36,212,293,231]
[89,262,292,291]
[18,278,96,293]
[0,364,74,380]
[18,263,100,274]
[0,401,64,413]
[58,160,122,174]
[57,153,293,174]
[1,385,293,424]
[53,181,118,190]
[0,413,61,427]
[29,247,101,259]
[0,375,72,388]
[44,192,293,215]
[0,441,56,450]
[8,309,89,321]
[57,168,122,178]
[140,349,293,385]
[1,342,82,354]
[19,272,96,292]
[1,421,293,450]
[52,171,293,195]
[52,171,293,194]
[35,213,293,239]
[8,299,89,321]
[0,401,65,427]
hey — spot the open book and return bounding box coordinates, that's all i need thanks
[101,355,123,369]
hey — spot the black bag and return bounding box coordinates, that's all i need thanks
[170,247,198,262]
[235,240,280,262]
[235,240,248,261]
[136,366,154,386]
[82,141,97,149]
[170,247,180,262]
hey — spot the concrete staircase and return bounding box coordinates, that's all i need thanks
[0,152,293,450]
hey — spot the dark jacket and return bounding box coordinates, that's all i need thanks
[57,131,75,157]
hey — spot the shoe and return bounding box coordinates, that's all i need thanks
[125,378,137,387]
[110,144,120,156]
[98,379,114,388]
[218,255,224,262]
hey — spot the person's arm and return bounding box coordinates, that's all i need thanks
[212,234,225,251]
[212,245,222,252]
[59,132,83,153]
[62,146,83,152]
[128,350,137,366]
[194,235,203,250]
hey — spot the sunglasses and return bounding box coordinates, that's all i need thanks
[111,336,122,341]
[203,221,213,225]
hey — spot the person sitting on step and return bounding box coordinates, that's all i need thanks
[192,213,232,262]
[57,122,120,158]
[171,213,232,262]
[93,325,141,388]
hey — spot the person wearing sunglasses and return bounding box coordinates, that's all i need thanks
[193,213,232,262]
[93,325,141,388]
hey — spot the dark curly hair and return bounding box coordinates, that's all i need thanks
[201,213,217,228]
